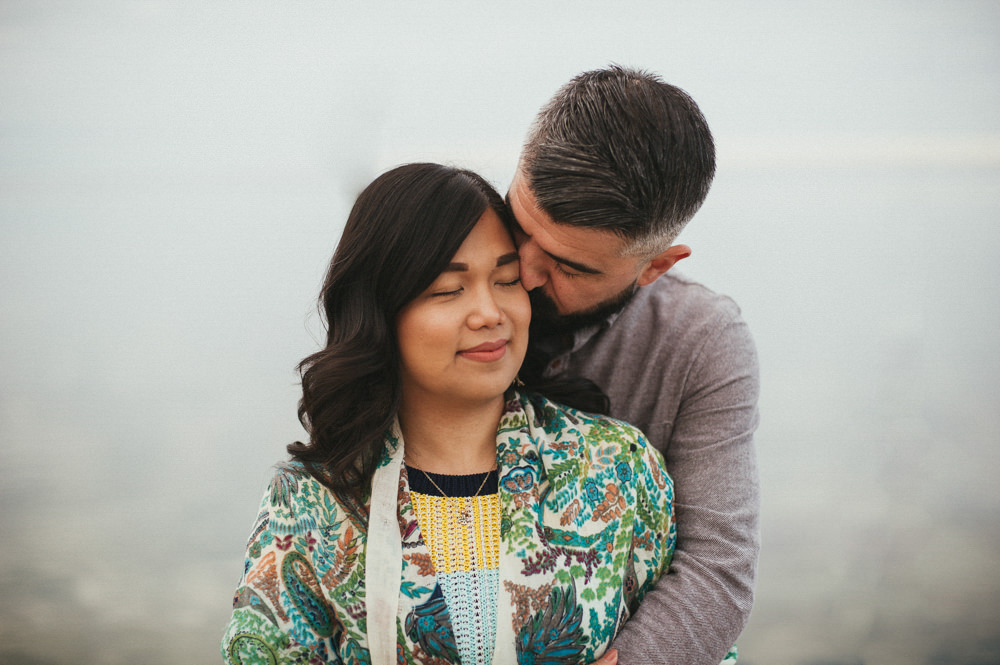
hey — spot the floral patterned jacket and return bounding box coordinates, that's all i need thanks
[222,390,674,664]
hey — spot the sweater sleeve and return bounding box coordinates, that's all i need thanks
[611,312,761,665]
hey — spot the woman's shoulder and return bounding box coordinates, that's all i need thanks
[269,459,320,489]
[262,461,339,518]
[519,390,649,450]
[517,392,672,521]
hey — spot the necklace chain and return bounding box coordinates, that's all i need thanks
[419,467,494,499]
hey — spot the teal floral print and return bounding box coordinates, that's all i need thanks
[221,390,674,664]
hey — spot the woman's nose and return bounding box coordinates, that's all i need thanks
[468,288,504,328]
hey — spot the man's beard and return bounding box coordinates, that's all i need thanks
[529,282,638,336]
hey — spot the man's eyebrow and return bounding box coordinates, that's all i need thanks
[543,250,601,275]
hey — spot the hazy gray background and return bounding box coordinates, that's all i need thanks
[2,2,998,664]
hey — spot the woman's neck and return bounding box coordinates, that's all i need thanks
[398,394,503,475]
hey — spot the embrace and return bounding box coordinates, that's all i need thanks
[222,66,760,665]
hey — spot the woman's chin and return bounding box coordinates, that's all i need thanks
[457,375,521,404]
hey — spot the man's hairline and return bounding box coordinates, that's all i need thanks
[510,166,677,262]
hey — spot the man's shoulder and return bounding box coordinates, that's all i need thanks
[614,270,746,341]
[565,271,758,447]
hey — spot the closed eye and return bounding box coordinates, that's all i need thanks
[554,262,582,278]
[431,287,463,297]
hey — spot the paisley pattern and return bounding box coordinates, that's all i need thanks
[404,586,461,661]
[281,551,341,640]
[221,390,675,664]
[515,584,587,664]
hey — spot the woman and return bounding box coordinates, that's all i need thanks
[221,163,675,665]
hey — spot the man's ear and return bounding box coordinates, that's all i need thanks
[637,244,691,286]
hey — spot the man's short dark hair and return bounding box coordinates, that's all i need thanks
[521,65,716,254]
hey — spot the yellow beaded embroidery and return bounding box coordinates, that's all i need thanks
[410,493,500,574]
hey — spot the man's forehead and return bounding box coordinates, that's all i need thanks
[507,176,629,268]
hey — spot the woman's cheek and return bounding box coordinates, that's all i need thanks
[511,289,531,327]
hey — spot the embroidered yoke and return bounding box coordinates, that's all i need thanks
[407,467,500,665]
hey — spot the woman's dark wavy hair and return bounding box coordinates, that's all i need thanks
[287,163,510,502]
[288,162,608,505]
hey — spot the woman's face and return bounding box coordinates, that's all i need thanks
[396,208,531,407]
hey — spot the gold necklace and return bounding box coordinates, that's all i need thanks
[418,467,495,525]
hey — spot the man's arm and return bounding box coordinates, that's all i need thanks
[611,314,761,664]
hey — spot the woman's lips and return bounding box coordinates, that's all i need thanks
[458,340,508,362]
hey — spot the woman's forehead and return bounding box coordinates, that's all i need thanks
[449,208,518,264]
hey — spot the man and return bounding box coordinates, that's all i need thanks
[508,66,760,665]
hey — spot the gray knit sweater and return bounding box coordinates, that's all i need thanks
[537,271,761,665]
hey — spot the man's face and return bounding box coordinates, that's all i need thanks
[506,171,649,329]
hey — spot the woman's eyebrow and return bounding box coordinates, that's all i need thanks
[496,252,519,267]
[441,252,519,273]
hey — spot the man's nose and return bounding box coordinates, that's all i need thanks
[517,241,549,291]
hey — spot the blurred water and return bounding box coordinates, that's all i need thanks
[2,2,999,664]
